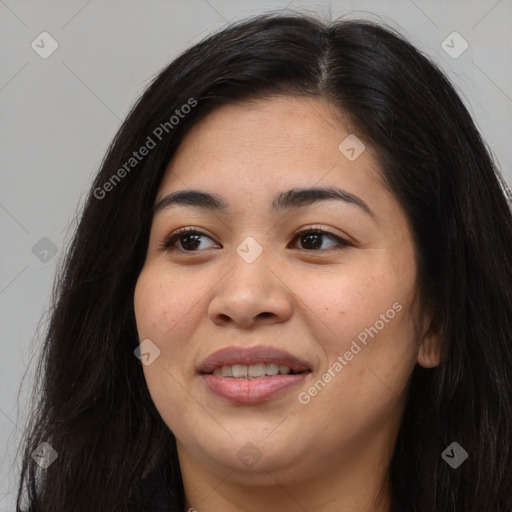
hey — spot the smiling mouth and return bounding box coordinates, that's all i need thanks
[197,345,313,399]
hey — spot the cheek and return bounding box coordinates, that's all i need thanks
[133,263,210,408]
[133,266,203,428]
[134,265,203,346]
[309,266,418,384]
[299,258,418,389]
[297,262,406,348]
[291,270,417,448]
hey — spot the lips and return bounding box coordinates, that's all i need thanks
[198,345,313,404]
[197,345,312,375]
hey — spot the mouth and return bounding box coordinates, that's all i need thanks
[197,345,312,403]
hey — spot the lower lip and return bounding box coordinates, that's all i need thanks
[201,373,310,404]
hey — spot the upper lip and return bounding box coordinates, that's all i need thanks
[197,345,312,374]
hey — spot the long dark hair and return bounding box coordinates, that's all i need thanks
[17,12,512,512]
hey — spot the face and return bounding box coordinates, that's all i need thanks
[133,95,438,489]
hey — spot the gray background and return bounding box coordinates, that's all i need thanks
[1,0,511,509]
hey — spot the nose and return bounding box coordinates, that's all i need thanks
[207,248,293,329]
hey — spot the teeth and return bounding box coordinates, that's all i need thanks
[211,363,296,378]
[248,363,266,377]
[221,365,232,377]
[266,363,279,375]
[232,365,247,378]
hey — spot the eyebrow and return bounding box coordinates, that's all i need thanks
[154,186,376,219]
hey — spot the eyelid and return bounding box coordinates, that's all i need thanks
[294,224,347,240]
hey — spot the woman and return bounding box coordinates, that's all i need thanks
[17,12,512,512]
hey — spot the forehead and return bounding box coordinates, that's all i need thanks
[156,96,387,215]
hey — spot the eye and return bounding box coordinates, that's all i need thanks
[288,227,350,251]
[159,227,219,252]
[159,226,351,253]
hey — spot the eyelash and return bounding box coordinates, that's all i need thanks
[159,226,351,253]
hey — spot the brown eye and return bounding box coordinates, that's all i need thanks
[159,227,350,254]
[160,228,219,252]
[290,229,350,251]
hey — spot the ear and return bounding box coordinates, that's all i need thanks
[417,313,442,368]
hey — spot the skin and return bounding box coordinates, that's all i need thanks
[133,95,441,512]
